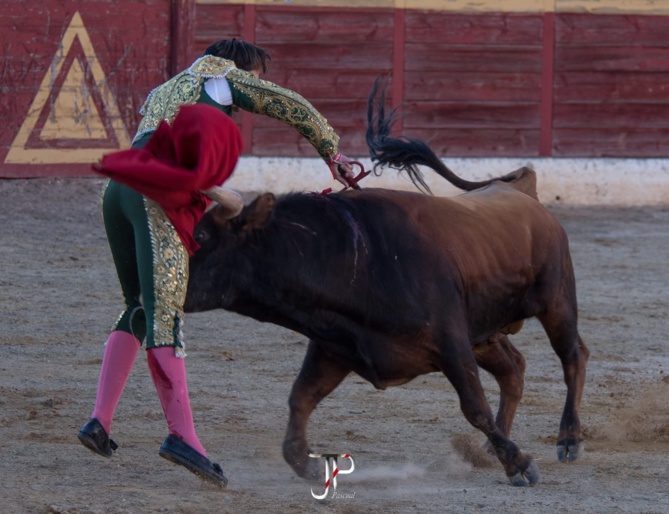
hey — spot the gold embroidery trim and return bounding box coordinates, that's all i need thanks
[144,198,189,357]
[132,56,236,145]
[228,69,339,160]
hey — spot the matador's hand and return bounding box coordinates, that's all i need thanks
[328,152,356,187]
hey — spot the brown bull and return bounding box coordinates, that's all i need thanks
[183,83,589,487]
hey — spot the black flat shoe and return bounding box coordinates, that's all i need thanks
[159,434,228,487]
[77,418,118,458]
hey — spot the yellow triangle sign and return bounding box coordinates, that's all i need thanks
[5,11,131,164]
[40,59,108,140]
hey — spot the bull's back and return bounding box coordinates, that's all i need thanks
[441,184,566,283]
[351,184,569,322]
[271,185,569,344]
[355,183,562,271]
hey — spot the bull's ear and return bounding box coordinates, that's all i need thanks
[243,193,276,230]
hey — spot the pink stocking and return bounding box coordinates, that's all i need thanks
[91,331,141,434]
[147,346,207,457]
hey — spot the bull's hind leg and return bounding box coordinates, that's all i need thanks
[538,306,589,462]
[439,340,538,486]
[474,334,526,451]
[283,340,350,479]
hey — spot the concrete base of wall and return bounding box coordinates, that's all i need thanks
[227,156,669,206]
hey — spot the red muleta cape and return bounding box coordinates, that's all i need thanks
[93,104,243,255]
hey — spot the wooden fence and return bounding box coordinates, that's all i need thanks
[2,0,668,177]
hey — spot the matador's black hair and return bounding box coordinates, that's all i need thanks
[203,39,271,74]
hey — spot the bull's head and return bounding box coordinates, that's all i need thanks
[184,193,276,313]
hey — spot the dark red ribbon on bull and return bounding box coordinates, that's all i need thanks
[323,161,371,195]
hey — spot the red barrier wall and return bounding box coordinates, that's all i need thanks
[2,1,668,177]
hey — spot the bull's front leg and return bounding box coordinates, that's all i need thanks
[473,333,526,446]
[283,340,350,480]
[440,340,539,487]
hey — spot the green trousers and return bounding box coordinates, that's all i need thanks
[102,180,189,356]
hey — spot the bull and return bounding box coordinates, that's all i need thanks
[184,82,589,487]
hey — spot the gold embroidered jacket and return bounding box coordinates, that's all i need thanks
[133,56,340,160]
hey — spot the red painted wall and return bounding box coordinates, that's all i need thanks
[402,11,545,157]
[193,5,669,159]
[553,14,669,156]
[2,2,668,177]
[0,0,171,177]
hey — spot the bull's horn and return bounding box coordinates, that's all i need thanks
[202,186,244,218]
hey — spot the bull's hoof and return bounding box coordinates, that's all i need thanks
[508,459,540,487]
[283,441,320,480]
[557,440,583,462]
[297,455,321,481]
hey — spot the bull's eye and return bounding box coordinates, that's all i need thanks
[194,230,210,243]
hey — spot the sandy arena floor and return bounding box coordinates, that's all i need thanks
[2,177,669,513]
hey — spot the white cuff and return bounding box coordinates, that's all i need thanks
[204,77,233,106]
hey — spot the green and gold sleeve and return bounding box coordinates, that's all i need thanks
[132,55,341,160]
[226,69,340,161]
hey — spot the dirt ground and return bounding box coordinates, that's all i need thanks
[2,177,669,514]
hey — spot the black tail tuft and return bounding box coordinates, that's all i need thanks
[366,77,528,194]
[366,77,433,194]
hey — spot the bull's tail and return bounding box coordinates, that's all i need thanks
[366,77,537,199]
